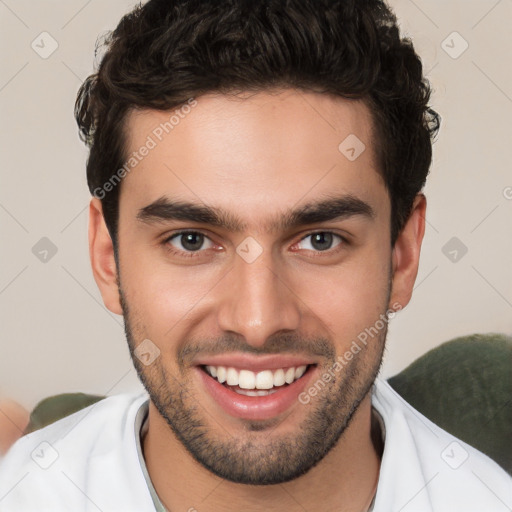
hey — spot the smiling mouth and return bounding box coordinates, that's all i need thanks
[201,364,314,396]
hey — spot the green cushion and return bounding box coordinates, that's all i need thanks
[388,333,512,475]
[24,393,105,435]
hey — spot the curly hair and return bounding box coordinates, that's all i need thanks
[75,0,440,248]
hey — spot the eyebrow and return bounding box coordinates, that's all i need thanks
[136,194,375,233]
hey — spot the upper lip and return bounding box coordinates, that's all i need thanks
[193,353,318,373]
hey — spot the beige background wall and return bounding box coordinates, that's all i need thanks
[1,0,511,410]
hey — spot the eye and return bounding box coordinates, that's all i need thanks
[166,231,215,253]
[295,232,344,252]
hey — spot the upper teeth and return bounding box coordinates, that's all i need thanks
[205,365,308,390]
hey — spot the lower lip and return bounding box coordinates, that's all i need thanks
[197,366,315,421]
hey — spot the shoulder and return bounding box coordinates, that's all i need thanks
[0,392,152,512]
[1,392,147,461]
[371,378,512,512]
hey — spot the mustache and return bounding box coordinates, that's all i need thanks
[177,332,335,368]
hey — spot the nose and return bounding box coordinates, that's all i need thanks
[216,248,301,348]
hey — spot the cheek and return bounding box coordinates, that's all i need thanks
[293,247,391,342]
[120,250,220,335]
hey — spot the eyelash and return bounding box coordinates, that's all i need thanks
[162,230,348,259]
[163,231,216,259]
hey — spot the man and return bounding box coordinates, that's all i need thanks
[0,0,510,510]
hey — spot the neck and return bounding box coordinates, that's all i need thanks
[143,393,381,512]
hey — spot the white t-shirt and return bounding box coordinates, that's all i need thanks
[0,378,510,512]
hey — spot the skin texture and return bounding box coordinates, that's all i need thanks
[0,399,29,456]
[89,88,426,511]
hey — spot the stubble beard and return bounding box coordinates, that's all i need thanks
[120,288,387,485]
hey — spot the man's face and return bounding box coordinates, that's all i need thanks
[113,89,395,484]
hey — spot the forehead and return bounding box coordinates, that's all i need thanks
[120,89,387,227]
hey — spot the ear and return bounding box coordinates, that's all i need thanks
[388,194,426,311]
[89,198,122,315]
